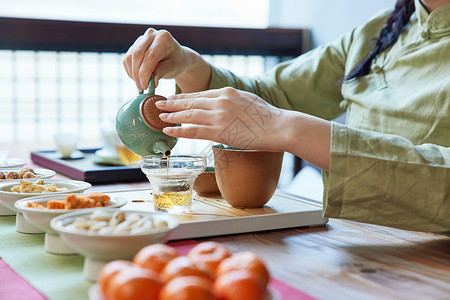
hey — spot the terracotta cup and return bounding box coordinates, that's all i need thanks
[212,145,284,208]
[193,167,221,197]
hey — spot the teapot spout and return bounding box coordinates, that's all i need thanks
[152,141,171,157]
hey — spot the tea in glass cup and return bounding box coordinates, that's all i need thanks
[141,155,206,213]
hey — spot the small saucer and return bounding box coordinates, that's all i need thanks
[93,149,125,166]
[58,150,84,160]
[0,158,27,169]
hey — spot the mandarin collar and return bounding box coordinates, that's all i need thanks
[414,0,450,34]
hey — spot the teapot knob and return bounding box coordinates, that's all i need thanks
[140,95,176,132]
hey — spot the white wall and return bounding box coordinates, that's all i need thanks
[269,0,396,47]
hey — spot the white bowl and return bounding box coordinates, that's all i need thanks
[0,179,91,232]
[0,168,56,216]
[0,169,56,215]
[50,209,179,281]
[0,168,56,181]
[14,194,128,254]
[0,179,91,212]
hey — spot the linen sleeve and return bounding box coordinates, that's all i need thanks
[208,32,355,121]
[208,9,392,121]
[324,122,450,232]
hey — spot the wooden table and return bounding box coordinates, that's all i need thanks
[2,143,450,299]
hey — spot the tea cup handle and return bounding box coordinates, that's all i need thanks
[139,75,156,95]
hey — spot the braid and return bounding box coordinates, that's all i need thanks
[345,0,415,81]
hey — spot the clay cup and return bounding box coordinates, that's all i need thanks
[193,167,221,197]
[212,145,283,208]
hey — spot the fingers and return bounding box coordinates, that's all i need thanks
[163,125,219,142]
[123,29,157,91]
[138,30,173,90]
[123,35,145,82]
[159,109,213,125]
[156,87,239,111]
[123,28,173,91]
[155,98,215,112]
[132,30,158,91]
[167,87,233,101]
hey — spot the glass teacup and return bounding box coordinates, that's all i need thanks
[141,155,206,213]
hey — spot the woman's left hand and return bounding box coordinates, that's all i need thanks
[155,87,292,152]
[157,86,332,170]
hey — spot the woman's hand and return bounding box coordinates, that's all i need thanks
[123,28,211,92]
[156,87,332,171]
[156,87,290,152]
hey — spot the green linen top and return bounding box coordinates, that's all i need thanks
[208,0,450,232]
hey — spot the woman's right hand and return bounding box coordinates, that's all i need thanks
[122,28,211,92]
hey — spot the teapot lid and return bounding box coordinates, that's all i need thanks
[141,95,176,132]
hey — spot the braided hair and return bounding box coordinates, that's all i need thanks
[345,0,415,81]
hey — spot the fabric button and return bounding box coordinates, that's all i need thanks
[339,100,349,109]
[372,65,382,73]
[421,30,430,39]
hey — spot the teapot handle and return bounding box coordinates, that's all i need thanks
[139,75,156,95]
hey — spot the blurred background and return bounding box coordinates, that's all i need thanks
[0,0,395,197]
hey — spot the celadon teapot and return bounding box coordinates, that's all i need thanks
[116,77,177,156]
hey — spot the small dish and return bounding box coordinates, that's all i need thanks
[51,209,179,281]
[193,167,221,197]
[0,168,56,181]
[0,179,91,232]
[0,158,27,169]
[0,168,57,214]
[15,194,127,254]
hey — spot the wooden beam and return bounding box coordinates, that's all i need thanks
[0,17,307,56]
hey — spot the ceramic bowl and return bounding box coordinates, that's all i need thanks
[0,169,56,215]
[14,194,127,254]
[0,179,91,232]
[212,145,283,208]
[0,168,56,181]
[193,167,221,197]
[50,208,179,281]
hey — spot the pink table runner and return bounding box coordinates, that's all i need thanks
[0,258,47,300]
